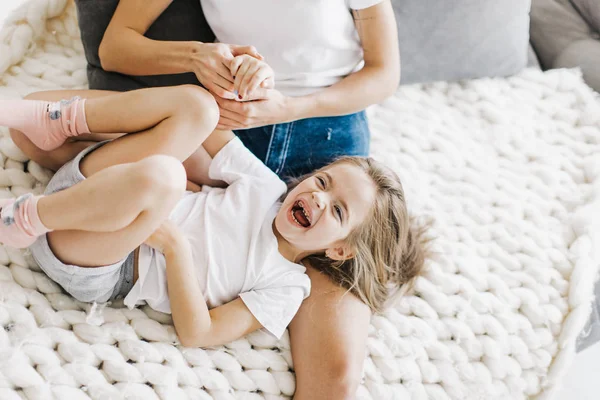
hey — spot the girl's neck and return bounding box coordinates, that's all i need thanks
[272,221,311,263]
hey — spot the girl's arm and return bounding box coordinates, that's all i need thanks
[147,221,262,347]
[98,0,262,99]
[202,129,236,158]
[215,0,400,129]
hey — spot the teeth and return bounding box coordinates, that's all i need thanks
[291,200,310,227]
[302,208,310,223]
[292,212,300,226]
[299,201,310,223]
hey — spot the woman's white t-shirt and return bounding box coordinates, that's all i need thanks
[124,138,311,339]
[200,0,385,97]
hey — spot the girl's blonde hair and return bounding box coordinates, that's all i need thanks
[287,156,429,313]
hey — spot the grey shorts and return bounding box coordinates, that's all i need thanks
[29,141,135,303]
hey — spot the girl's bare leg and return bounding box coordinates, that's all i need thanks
[3,85,217,264]
[289,266,371,400]
[40,86,218,265]
[49,85,219,176]
[10,87,221,186]
[40,155,186,267]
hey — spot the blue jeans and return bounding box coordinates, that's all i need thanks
[235,111,370,181]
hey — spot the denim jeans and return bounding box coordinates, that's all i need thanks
[235,112,370,181]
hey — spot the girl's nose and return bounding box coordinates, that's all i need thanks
[312,191,326,209]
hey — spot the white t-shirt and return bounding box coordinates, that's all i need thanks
[200,0,385,97]
[124,138,311,339]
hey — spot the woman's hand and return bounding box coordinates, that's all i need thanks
[229,55,275,100]
[215,88,293,130]
[144,221,185,255]
[191,43,264,100]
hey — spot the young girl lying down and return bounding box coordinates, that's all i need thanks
[0,56,427,347]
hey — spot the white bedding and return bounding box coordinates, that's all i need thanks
[0,1,599,399]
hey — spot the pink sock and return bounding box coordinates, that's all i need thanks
[0,97,90,151]
[0,194,51,249]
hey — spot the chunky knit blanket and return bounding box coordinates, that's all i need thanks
[1,1,599,399]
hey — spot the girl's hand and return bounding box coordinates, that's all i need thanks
[229,55,274,100]
[186,180,202,193]
[191,43,264,100]
[144,221,184,255]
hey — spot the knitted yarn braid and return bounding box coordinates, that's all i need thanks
[0,1,599,399]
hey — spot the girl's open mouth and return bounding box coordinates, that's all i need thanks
[291,200,311,228]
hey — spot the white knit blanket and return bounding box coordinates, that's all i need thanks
[1,1,599,399]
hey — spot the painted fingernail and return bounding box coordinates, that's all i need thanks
[238,94,243,100]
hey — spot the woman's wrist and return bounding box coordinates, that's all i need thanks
[285,95,318,121]
[186,41,206,72]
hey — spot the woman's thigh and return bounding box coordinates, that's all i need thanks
[235,111,370,180]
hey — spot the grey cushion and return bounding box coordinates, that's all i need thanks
[570,0,600,33]
[530,0,594,68]
[530,0,600,92]
[74,0,215,91]
[554,39,600,91]
[393,0,532,85]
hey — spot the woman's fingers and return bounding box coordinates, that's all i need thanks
[228,53,275,98]
[229,56,244,79]
[202,66,236,99]
[193,64,236,99]
[203,79,236,100]
[234,62,252,99]
[238,64,261,99]
[213,74,236,92]
[241,87,270,101]
[215,61,235,83]
[217,115,244,130]
[230,45,263,60]
[218,107,249,125]
[260,76,275,89]
[246,66,273,97]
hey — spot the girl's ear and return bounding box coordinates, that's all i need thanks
[326,244,355,261]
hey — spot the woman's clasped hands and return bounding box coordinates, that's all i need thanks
[190,42,290,130]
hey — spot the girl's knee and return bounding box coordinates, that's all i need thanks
[175,85,219,130]
[132,155,187,199]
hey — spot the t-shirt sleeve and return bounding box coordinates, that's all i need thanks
[209,137,282,187]
[347,0,384,10]
[239,272,311,339]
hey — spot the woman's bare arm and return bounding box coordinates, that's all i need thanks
[99,0,189,75]
[291,0,400,118]
[214,0,400,129]
[98,0,261,98]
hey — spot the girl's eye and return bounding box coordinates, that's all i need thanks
[334,205,343,221]
[317,176,326,188]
